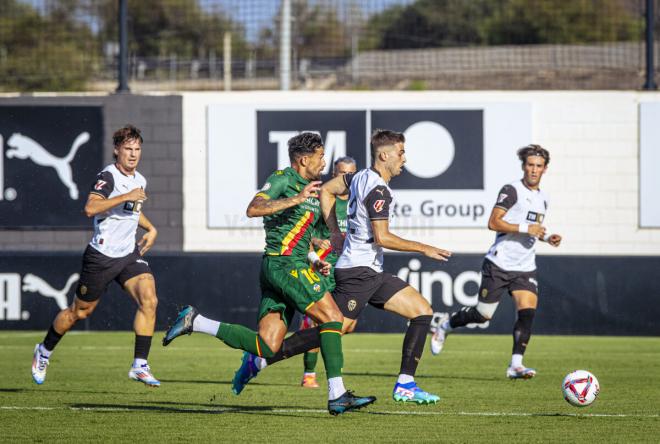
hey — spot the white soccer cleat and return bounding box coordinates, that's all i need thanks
[430,314,449,355]
[31,343,49,385]
[128,364,161,387]
[506,365,537,380]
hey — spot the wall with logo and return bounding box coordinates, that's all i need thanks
[2,252,657,335]
[0,94,183,251]
[182,91,660,256]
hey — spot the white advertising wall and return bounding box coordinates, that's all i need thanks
[183,91,660,255]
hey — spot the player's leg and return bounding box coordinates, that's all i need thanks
[507,281,538,380]
[377,279,439,404]
[299,315,320,388]
[431,259,506,355]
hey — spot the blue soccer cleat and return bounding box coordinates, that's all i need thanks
[31,343,49,385]
[162,305,198,346]
[232,352,260,395]
[392,381,440,404]
[328,390,377,415]
[128,364,161,387]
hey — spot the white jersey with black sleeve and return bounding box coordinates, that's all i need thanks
[335,168,394,273]
[485,180,548,272]
[88,164,147,258]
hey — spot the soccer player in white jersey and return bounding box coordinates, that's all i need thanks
[430,144,562,379]
[31,125,161,387]
[230,130,452,404]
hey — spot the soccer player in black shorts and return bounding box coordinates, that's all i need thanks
[31,125,162,387]
[430,145,562,379]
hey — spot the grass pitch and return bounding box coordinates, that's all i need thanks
[1,332,658,443]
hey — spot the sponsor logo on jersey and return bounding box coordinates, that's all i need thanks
[373,199,385,212]
[497,193,508,204]
[526,211,544,223]
[94,180,107,191]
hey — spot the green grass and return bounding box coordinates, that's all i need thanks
[1,332,658,443]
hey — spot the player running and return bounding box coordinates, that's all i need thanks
[300,156,356,388]
[162,133,376,415]
[31,125,161,387]
[430,144,562,379]
[231,129,451,404]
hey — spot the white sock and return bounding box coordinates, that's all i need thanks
[441,320,453,333]
[397,374,415,385]
[304,372,316,377]
[38,343,52,358]
[132,358,147,368]
[254,356,267,370]
[511,354,523,368]
[193,315,221,336]
[328,376,346,400]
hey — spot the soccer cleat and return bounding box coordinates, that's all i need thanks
[162,305,198,346]
[31,344,49,385]
[392,382,440,404]
[301,373,319,388]
[231,352,260,395]
[430,314,449,356]
[128,364,161,387]
[506,365,537,380]
[328,390,377,415]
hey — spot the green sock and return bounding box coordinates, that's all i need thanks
[216,323,274,358]
[319,322,343,379]
[303,351,319,373]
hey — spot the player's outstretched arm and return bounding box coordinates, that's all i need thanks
[488,207,546,239]
[138,212,158,255]
[319,175,348,235]
[246,181,321,218]
[371,219,451,261]
[84,187,146,218]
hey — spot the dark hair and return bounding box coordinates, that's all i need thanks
[288,132,323,162]
[333,156,356,169]
[113,124,143,148]
[370,129,405,160]
[517,144,550,166]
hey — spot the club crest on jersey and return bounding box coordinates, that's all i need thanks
[526,211,544,223]
[94,180,107,191]
[373,199,385,213]
[313,283,321,292]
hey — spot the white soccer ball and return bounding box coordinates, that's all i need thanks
[562,370,600,407]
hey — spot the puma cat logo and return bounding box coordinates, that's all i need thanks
[22,273,79,310]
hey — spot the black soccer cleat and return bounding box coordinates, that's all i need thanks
[328,390,377,415]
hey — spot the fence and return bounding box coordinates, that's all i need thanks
[0,0,657,92]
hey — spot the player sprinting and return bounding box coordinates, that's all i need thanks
[31,125,161,387]
[232,129,452,404]
[300,156,357,389]
[430,144,562,379]
[162,133,376,415]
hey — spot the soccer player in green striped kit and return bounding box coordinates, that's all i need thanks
[301,156,357,388]
[162,133,375,415]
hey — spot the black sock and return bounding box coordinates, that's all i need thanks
[512,309,535,355]
[399,315,432,376]
[42,325,63,352]
[266,326,321,365]
[449,306,487,329]
[134,335,152,361]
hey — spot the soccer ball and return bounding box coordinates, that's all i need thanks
[562,370,600,407]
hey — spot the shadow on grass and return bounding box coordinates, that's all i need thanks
[0,387,133,395]
[159,379,292,388]
[343,372,499,382]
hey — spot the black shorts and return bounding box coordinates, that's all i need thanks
[333,266,409,319]
[478,259,538,304]
[76,245,152,302]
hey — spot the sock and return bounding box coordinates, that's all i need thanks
[266,326,321,365]
[319,322,343,379]
[134,335,152,360]
[440,319,453,333]
[512,308,535,356]
[449,307,487,329]
[511,353,523,368]
[193,314,221,336]
[399,315,432,376]
[255,356,267,370]
[328,376,346,400]
[42,325,63,354]
[38,343,52,359]
[216,323,274,358]
[133,358,147,368]
[397,374,414,384]
[303,351,319,373]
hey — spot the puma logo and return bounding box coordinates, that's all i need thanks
[22,273,79,310]
[5,132,90,199]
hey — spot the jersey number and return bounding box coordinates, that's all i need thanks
[301,268,320,284]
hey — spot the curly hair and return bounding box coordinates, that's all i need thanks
[288,132,324,162]
[517,144,550,166]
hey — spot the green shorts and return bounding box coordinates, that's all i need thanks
[258,255,328,326]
